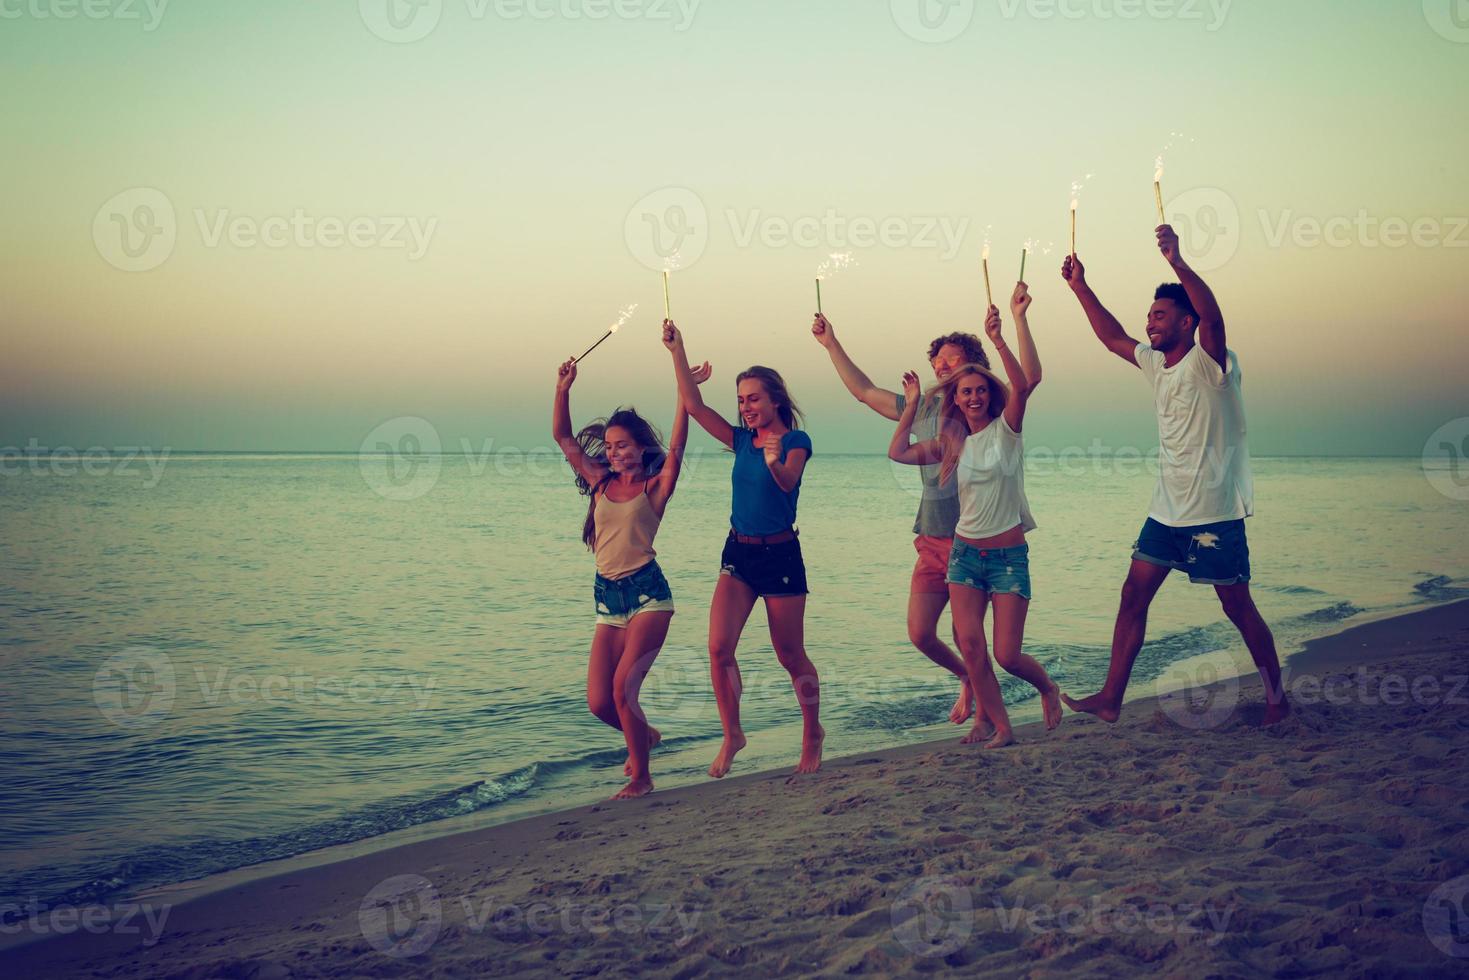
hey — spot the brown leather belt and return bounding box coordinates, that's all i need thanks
[730,529,797,546]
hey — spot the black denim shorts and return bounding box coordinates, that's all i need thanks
[719,532,808,597]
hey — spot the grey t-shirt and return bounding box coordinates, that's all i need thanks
[895,390,959,537]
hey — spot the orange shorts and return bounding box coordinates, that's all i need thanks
[910,535,954,595]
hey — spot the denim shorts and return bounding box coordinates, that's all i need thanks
[594,560,675,628]
[946,541,1032,600]
[719,532,808,597]
[1133,517,1251,585]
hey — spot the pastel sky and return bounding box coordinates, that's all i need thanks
[3,0,1466,456]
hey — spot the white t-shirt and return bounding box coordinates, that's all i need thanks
[955,416,1038,540]
[1135,341,1254,527]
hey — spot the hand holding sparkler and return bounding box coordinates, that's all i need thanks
[810,313,836,349]
[1060,253,1087,291]
[1010,281,1032,320]
[556,358,578,391]
[1156,223,1183,269]
[984,305,1003,348]
[661,318,683,352]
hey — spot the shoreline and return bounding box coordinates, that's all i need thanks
[5,597,1469,976]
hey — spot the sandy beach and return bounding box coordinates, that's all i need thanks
[6,599,1469,978]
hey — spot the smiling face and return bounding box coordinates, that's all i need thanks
[952,371,993,430]
[603,425,642,474]
[737,378,779,430]
[931,343,968,383]
[1145,298,1197,353]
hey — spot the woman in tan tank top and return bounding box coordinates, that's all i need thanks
[552,348,711,800]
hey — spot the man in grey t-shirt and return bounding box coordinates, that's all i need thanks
[812,314,991,727]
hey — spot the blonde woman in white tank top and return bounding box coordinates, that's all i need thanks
[552,351,711,800]
[888,285,1062,748]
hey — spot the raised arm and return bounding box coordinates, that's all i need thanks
[1062,254,1141,367]
[811,314,902,420]
[887,371,944,465]
[663,320,735,449]
[552,358,609,486]
[650,361,712,513]
[1158,224,1226,371]
[986,305,1033,433]
[761,435,808,493]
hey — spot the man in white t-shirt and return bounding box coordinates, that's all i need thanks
[1057,224,1289,726]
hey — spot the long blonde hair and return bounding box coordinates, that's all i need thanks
[936,364,1009,486]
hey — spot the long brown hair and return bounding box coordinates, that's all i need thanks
[571,408,668,549]
[937,364,1008,486]
[735,366,804,431]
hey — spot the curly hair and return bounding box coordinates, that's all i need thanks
[927,332,991,370]
[571,408,668,549]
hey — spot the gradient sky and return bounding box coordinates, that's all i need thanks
[2,0,1466,456]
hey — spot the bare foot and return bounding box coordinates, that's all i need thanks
[948,680,975,725]
[708,732,747,778]
[1061,691,1120,724]
[960,721,997,745]
[794,726,824,775]
[625,726,663,776]
[983,728,1015,749]
[1262,696,1291,726]
[612,778,653,800]
[1041,683,1064,731]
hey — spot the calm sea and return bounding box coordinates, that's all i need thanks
[1,451,1465,914]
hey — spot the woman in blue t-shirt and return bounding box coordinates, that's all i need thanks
[663,319,823,779]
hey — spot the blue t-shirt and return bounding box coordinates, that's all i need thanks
[730,428,813,535]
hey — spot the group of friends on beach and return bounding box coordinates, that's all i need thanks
[553,225,1292,801]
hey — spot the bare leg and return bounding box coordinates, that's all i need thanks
[1216,582,1291,725]
[1063,560,1171,723]
[908,590,978,725]
[610,610,673,799]
[586,624,625,730]
[767,594,823,774]
[989,594,1061,731]
[948,584,1012,748]
[707,574,757,778]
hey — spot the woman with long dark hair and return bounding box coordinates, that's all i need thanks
[552,353,710,799]
[662,319,823,778]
